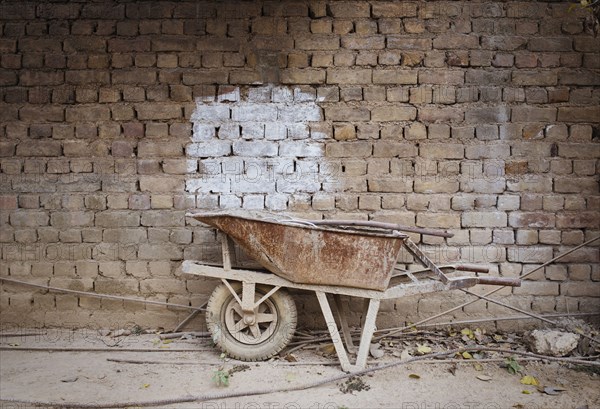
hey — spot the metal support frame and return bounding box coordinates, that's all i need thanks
[316,291,381,372]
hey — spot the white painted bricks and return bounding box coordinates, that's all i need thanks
[187,86,330,209]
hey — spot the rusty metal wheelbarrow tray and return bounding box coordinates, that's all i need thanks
[181,211,520,372]
[189,211,406,291]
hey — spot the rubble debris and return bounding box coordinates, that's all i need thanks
[526,330,580,357]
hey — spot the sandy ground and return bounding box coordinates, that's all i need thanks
[0,329,598,409]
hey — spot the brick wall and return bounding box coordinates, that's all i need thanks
[0,1,598,331]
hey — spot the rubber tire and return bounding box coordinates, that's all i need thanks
[206,282,297,361]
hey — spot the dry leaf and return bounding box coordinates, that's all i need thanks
[476,375,492,381]
[474,363,483,371]
[283,354,297,362]
[409,373,421,379]
[142,383,150,389]
[542,386,566,395]
[520,375,539,386]
[461,328,474,339]
[522,390,531,395]
[462,351,473,359]
[416,345,432,355]
[319,343,336,355]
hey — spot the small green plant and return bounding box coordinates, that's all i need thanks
[505,356,523,375]
[212,368,230,387]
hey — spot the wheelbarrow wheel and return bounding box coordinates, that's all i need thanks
[206,282,297,361]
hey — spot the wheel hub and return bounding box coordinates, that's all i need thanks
[224,292,279,345]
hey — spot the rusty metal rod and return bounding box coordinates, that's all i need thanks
[0,277,205,312]
[309,219,454,238]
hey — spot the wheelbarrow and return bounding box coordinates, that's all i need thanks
[181,211,520,372]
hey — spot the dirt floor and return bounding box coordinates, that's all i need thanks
[0,329,598,409]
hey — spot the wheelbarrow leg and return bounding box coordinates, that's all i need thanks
[219,232,236,270]
[317,292,381,372]
[355,298,380,369]
[315,291,353,372]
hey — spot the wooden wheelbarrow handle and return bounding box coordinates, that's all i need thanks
[454,264,490,274]
[475,277,521,287]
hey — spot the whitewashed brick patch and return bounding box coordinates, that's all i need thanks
[186,86,336,211]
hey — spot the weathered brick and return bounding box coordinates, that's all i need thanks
[112,69,156,85]
[50,211,94,228]
[419,70,464,85]
[373,70,417,84]
[512,71,558,86]
[466,69,511,85]
[19,106,64,122]
[138,141,183,158]
[9,211,49,227]
[416,213,460,228]
[557,107,600,123]
[327,1,370,17]
[465,106,510,124]
[414,179,460,194]
[65,70,110,84]
[324,106,370,121]
[182,70,228,85]
[16,141,62,157]
[95,211,140,227]
[280,69,326,84]
[372,2,417,17]
[555,177,598,193]
[81,3,124,19]
[138,243,182,261]
[65,106,110,122]
[481,36,528,51]
[279,104,322,122]
[342,35,385,50]
[418,107,463,122]
[420,144,464,159]
[327,68,371,84]
[326,141,372,157]
[19,70,63,86]
[63,36,106,52]
[556,212,599,229]
[135,104,181,120]
[462,211,507,227]
[186,141,231,157]
[367,177,412,193]
[509,212,555,228]
[433,34,479,49]
[387,37,432,50]
[279,141,325,157]
[511,106,557,122]
[372,142,418,158]
[529,37,572,52]
[371,106,416,121]
[558,71,600,86]
[152,36,195,51]
[561,282,600,297]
